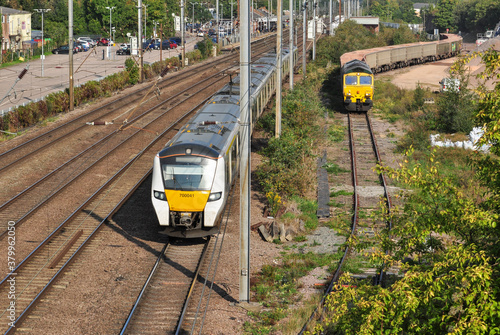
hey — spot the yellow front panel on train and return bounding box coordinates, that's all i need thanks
[165,190,210,212]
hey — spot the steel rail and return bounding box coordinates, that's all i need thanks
[174,239,212,335]
[194,176,237,334]
[119,243,170,334]
[365,113,393,285]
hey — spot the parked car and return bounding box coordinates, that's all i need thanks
[77,40,90,50]
[52,45,77,54]
[439,78,460,93]
[143,38,160,50]
[97,38,110,46]
[77,37,95,47]
[75,42,89,51]
[169,37,184,46]
[197,31,205,37]
[161,39,177,50]
[116,47,131,55]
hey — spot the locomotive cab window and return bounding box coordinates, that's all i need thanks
[359,76,372,85]
[345,76,357,85]
[161,156,216,191]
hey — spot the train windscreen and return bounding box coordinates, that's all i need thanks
[360,76,372,85]
[161,156,216,191]
[345,76,358,85]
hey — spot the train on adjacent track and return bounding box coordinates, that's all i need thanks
[151,48,298,238]
[340,33,462,112]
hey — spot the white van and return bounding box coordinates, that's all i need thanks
[439,78,460,92]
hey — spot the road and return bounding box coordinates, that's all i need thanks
[0,36,201,115]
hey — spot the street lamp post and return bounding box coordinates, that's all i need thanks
[105,6,115,59]
[105,6,115,41]
[143,4,148,39]
[190,2,198,33]
[34,8,50,77]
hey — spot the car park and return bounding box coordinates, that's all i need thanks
[52,45,77,54]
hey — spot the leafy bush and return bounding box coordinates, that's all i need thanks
[436,90,476,134]
[195,38,215,59]
[125,57,139,84]
[255,68,326,197]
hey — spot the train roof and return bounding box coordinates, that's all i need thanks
[339,34,463,67]
[158,48,295,159]
[159,95,241,158]
[218,51,283,96]
[341,59,373,74]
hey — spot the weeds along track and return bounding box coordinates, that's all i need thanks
[300,112,393,333]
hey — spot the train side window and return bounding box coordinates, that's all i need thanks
[345,76,357,85]
[360,76,372,85]
[225,158,230,187]
[231,141,237,177]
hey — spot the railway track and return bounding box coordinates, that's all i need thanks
[300,111,393,333]
[120,239,210,334]
[121,181,236,335]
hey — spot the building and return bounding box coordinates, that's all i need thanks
[350,16,379,32]
[1,6,32,51]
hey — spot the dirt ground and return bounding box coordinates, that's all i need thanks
[380,40,500,92]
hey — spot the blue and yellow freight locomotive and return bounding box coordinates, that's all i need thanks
[151,48,297,238]
[341,59,374,112]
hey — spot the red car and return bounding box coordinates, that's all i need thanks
[97,38,110,46]
[161,39,177,50]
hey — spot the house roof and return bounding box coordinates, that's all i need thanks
[0,6,31,15]
[413,3,431,10]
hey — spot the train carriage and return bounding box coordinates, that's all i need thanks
[152,47,298,238]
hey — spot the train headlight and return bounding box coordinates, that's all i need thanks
[365,92,371,97]
[154,190,167,201]
[208,192,222,202]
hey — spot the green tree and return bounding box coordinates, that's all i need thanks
[433,0,458,32]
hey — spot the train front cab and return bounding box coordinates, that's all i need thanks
[343,72,374,112]
[152,144,227,238]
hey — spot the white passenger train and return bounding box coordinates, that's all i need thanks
[151,48,298,237]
